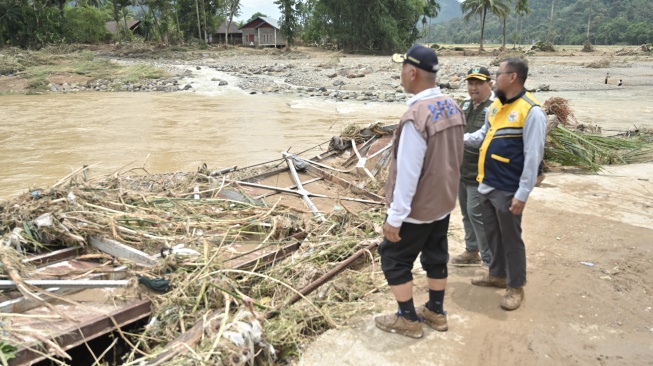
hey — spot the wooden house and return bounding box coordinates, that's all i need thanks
[239,17,285,47]
[105,20,142,36]
[213,21,242,44]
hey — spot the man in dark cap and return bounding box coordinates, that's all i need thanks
[451,66,494,268]
[375,44,465,338]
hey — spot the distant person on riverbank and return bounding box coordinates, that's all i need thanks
[618,79,623,86]
[464,58,546,311]
[605,72,609,84]
[451,66,494,268]
[375,44,465,338]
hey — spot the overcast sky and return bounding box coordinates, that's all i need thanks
[238,1,281,22]
[236,0,463,22]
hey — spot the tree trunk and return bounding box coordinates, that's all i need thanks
[175,0,182,43]
[123,11,128,41]
[113,1,121,44]
[549,0,555,35]
[225,1,240,47]
[586,1,592,40]
[479,7,487,51]
[201,0,208,44]
[502,17,507,49]
[195,0,202,42]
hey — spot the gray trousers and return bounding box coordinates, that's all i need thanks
[479,189,527,288]
[459,181,492,265]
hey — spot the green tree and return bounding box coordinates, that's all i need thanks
[511,0,530,47]
[421,0,441,40]
[274,0,297,48]
[109,0,131,43]
[63,6,109,43]
[245,11,268,23]
[496,0,509,49]
[223,0,240,46]
[0,0,24,45]
[304,0,428,52]
[461,0,509,51]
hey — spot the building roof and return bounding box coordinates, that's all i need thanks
[105,20,141,34]
[217,21,242,34]
[240,16,279,30]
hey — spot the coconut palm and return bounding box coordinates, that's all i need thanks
[421,0,441,41]
[512,0,531,48]
[461,0,510,51]
[496,1,510,50]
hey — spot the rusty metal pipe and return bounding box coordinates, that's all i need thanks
[265,239,380,319]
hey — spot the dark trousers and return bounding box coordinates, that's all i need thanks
[378,216,450,286]
[479,189,527,288]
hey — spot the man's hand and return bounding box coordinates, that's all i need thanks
[509,198,526,215]
[383,221,402,242]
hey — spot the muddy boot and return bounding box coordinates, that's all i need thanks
[416,305,448,332]
[471,271,507,288]
[451,250,481,266]
[374,312,423,339]
[501,287,525,310]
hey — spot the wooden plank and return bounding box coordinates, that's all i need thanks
[228,242,301,270]
[0,280,129,289]
[0,267,127,313]
[90,236,157,266]
[12,299,152,365]
[21,247,82,267]
[305,165,385,201]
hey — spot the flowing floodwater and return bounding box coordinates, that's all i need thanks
[0,73,406,200]
[1,66,652,200]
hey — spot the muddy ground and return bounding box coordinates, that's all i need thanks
[300,163,653,366]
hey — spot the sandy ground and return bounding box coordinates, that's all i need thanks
[291,46,653,366]
[299,163,653,366]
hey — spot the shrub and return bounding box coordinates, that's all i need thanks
[63,6,109,44]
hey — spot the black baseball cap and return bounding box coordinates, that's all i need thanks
[465,66,491,81]
[392,44,439,73]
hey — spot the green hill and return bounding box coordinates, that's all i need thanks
[421,0,653,45]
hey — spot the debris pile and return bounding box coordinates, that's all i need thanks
[543,97,653,171]
[1,124,394,365]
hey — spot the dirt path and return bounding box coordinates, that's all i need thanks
[299,164,653,366]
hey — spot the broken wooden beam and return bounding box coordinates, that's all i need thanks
[90,236,157,266]
[21,247,82,267]
[12,299,152,365]
[0,279,129,289]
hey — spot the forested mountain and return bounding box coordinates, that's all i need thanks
[1,0,651,49]
[423,0,653,45]
[427,0,463,24]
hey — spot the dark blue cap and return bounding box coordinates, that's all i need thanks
[392,44,439,73]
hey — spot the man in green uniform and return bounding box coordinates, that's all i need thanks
[451,66,494,267]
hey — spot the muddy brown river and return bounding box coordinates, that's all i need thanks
[1,84,651,200]
[0,91,405,200]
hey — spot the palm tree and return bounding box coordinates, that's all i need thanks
[461,0,510,51]
[421,0,441,42]
[496,1,510,50]
[512,0,530,48]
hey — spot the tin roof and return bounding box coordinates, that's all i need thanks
[239,16,279,30]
